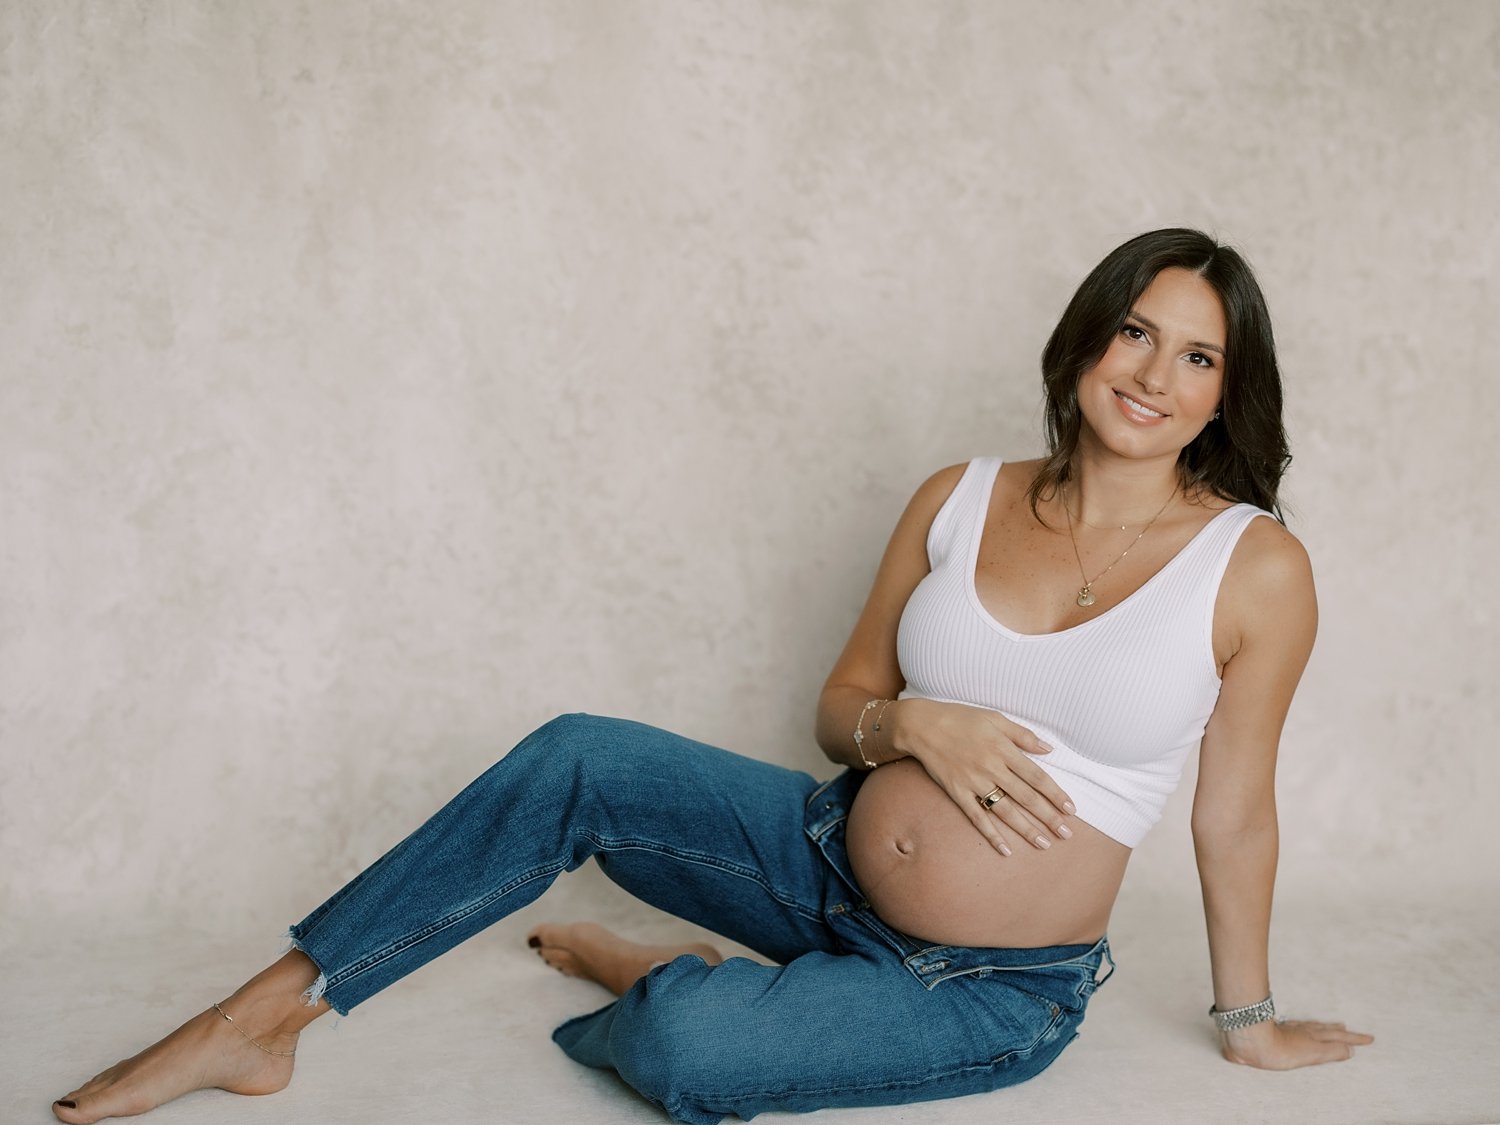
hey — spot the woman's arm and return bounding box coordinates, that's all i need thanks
[815,465,1075,855]
[814,466,958,771]
[1192,518,1373,1068]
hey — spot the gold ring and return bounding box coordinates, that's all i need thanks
[978,785,1006,810]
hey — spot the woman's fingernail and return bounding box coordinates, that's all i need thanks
[1063,801,1076,814]
[1034,835,1051,849]
[1038,741,1054,752]
[996,841,1011,856]
[1057,824,1073,839]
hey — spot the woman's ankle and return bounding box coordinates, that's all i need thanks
[222,952,330,1038]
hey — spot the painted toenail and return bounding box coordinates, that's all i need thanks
[56,1100,77,1108]
[527,936,540,948]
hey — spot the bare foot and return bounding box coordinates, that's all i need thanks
[526,921,723,996]
[51,1006,295,1123]
[52,952,325,1123]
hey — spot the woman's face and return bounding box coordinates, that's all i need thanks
[1075,266,1226,466]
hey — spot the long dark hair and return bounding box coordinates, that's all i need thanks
[1027,228,1291,521]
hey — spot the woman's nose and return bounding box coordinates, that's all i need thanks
[1134,352,1171,394]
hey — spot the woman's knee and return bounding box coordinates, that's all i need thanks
[606,968,728,1106]
[507,713,612,768]
[515,712,682,784]
[526,712,612,750]
[498,712,642,794]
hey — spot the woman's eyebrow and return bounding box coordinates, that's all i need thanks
[1126,310,1226,357]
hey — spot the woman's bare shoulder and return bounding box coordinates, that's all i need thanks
[1229,513,1312,586]
[1219,514,1316,645]
[998,456,1045,482]
[901,462,971,521]
[917,461,971,494]
[989,457,1044,504]
[908,457,1042,525]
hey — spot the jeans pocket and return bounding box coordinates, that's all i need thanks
[950,972,1067,1064]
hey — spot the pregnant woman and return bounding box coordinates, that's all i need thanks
[53,229,1372,1125]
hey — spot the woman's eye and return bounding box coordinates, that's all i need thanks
[1186,351,1215,368]
[1121,325,1147,341]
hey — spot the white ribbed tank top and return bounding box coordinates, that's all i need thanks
[896,458,1272,847]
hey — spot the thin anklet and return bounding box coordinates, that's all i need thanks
[213,1001,296,1057]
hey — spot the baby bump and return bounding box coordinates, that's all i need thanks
[844,759,1129,949]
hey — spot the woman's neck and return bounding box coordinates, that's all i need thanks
[1063,446,1183,528]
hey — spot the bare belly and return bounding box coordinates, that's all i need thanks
[845,758,1131,948]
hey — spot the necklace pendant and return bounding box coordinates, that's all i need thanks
[1076,586,1096,608]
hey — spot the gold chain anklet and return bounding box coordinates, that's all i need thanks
[213,1001,296,1057]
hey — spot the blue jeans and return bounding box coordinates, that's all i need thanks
[288,715,1112,1124]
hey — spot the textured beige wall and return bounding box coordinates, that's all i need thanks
[3,1,1496,947]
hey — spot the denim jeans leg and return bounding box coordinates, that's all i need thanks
[286,714,841,1014]
[552,928,1099,1125]
[552,770,1108,1125]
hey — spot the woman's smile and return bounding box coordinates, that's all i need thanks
[1112,389,1170,424]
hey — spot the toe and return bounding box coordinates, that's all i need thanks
[538,948,581,976]
[528,922,586,955]
[52,1095,94,1125]
[525,923,555,949]
[52,1080,93,1122]
[56,1087,126,1125]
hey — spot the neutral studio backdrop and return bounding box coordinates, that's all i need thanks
[2,0,1496,1036]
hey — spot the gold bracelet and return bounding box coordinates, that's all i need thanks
[853,699,885,770]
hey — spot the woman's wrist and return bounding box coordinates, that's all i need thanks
[1210,994,1277,1032]
[849,696,918,769]
[851,699,883,769]
[876,696,924,764]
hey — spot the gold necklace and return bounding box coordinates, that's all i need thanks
[1062,483,1177,608]
[1070,509,1160,531]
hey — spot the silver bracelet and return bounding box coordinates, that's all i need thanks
[1209,994,1276,1032]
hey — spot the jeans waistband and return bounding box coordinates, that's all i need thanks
[804,769,1115,992]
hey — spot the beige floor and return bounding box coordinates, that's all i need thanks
[7,869,1496,1125]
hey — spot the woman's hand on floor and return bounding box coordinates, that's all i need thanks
[1220,1017,1375,1068]
[888,698,1075,856]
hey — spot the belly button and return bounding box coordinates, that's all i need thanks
[894,837,915,856]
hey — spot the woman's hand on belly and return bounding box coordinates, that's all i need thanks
[847,760,1129,948]
[886,698,1077,856]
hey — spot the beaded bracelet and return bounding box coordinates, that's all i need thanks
[852,699,885,770]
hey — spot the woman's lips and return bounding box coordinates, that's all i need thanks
[1113,390,1169,425]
